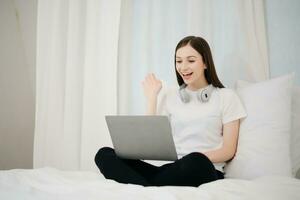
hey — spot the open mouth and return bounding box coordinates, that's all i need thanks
[182,72,193,79]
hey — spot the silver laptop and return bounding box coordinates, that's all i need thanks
[105,115,178,161]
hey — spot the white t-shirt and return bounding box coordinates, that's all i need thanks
[157,84,247,172]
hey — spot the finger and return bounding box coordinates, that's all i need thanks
[149,74,156,83]
[151,73,158,82]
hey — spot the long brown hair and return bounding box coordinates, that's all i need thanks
[175,36,225,88]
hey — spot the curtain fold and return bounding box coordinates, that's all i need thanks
[34,0,121,171]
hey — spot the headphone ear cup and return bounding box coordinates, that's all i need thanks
[179,88,190,103]
[197,89,208,102]
[197,86,212,103]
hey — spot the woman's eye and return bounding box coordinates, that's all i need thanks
[188,60,195,63]
[176,61,182,63]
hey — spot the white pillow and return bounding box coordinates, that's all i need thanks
[291,86,300,177]
[232,80,300,178]
[224,73,294,179]
[233,81,300,178]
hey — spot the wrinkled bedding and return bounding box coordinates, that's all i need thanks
[0,167,299,200]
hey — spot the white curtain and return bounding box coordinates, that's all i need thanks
[34,0,121,171]
[118,0,269,115]
[34,0,269,171]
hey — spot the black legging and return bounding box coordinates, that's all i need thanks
[95,147,224,187]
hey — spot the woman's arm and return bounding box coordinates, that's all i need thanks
[142,73,162,115]
[202,119,240,163]
[145,96,158,115]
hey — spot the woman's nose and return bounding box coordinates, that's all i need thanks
[180,63,189,70]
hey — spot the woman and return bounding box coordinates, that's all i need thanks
[95,36,247,187]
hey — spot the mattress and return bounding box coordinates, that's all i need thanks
[0,167,299,200]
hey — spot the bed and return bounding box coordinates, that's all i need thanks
[1,74,300,199]
[0,167,299,200]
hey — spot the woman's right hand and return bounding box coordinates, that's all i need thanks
[142,73,162,101]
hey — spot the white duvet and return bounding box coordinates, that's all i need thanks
[0,167,299,200]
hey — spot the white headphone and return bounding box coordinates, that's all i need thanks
[179,84,214,103]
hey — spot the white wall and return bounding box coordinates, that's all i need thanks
[0,0,37,169]
[265,0,300,85]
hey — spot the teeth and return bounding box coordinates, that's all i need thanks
[183,72,193,76]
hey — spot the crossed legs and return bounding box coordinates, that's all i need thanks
[95,147,223,187]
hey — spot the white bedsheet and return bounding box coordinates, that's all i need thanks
[0,167,299,200]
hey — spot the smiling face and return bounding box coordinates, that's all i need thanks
[175,44,208,90]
